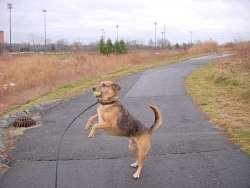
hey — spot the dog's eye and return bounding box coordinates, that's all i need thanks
[102,83,108,87]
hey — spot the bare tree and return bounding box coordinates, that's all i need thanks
[148,39,154,47]
[37,35,44,51]
[28,33,42,52]
[72,41,82,52]
[46,38,52,45]
[56,39,69,51]
[28,33,35,51]
[28,33,44,52]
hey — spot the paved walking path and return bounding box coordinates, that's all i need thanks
[1,55,250,188]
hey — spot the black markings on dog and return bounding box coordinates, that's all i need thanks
[118,103,149,137]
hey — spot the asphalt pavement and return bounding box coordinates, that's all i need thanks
[1,55,250,188]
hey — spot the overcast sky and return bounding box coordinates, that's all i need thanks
[0,0,250,45]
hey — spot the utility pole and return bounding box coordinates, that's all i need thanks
[164,25,166,40]
[191,31,193,45]
[42,9,47,53]
[161,32,164,48]
[7,3,13,52]
[163,25,166,49]
[153,22,157,47]
[116,25,119,41]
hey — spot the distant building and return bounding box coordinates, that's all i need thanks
[0,31,3,54]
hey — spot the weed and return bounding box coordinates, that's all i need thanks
[215,75,240,86]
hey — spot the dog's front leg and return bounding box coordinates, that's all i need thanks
[88,122,111,138]
[85,115,98,131]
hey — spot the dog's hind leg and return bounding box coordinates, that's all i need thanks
[128,139,139,167]
[133,135,151,179]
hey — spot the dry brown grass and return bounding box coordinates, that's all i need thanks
[0,41,218,116]
[189,40,219,54]
[186,41,250,154]
[0,50,189,115]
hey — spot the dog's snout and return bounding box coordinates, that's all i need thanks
[92,87,96,91]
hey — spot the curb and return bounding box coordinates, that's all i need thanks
[0,99,62,166]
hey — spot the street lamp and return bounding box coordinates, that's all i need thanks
[191,31,193,45]
[116,25,119,41]
[42,9,47,52]
[101,29,105,41]
[7,3,13,52]
[161,32,164,48]
[153,22,157,47]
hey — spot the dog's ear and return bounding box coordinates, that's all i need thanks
[112,83,121,92]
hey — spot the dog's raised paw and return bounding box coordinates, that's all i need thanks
[85,124,91,131]
[88,133,95,138]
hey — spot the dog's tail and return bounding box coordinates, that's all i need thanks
[149,104,162,134]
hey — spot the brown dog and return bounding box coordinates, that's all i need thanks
[85,81,162,178]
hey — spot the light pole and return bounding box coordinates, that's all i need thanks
[191,31,193,45]
[102,29,105,41]
[42,9,47,52]
[7,3,13,52]
[154,22,157,47]
[116,25,119,41]
[161,32,164,48]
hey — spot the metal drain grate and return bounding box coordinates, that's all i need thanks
[13,117,36,127]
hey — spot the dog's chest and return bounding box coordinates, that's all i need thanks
[97,108,103,123]
[97,106,112,123]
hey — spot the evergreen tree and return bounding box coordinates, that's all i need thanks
[51,44,55,52]
[175,43,180,49]
[119,40,127,54]
[114,40,122,54]
[106,39,113,56]
[99,38,108,55]
[99,38,127,56]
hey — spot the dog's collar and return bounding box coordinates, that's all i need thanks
[98,99,117,105]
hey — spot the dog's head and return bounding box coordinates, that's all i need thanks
[92,81,121,101]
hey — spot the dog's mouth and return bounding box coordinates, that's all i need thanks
[93,90,102,97]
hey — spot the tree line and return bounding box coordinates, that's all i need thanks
[2,32,197,54]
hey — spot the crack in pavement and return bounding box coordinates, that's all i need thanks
[12,148,239,163]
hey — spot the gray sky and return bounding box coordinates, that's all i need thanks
[0,0,250,45]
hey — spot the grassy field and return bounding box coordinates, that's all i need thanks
[186,41,250,154]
